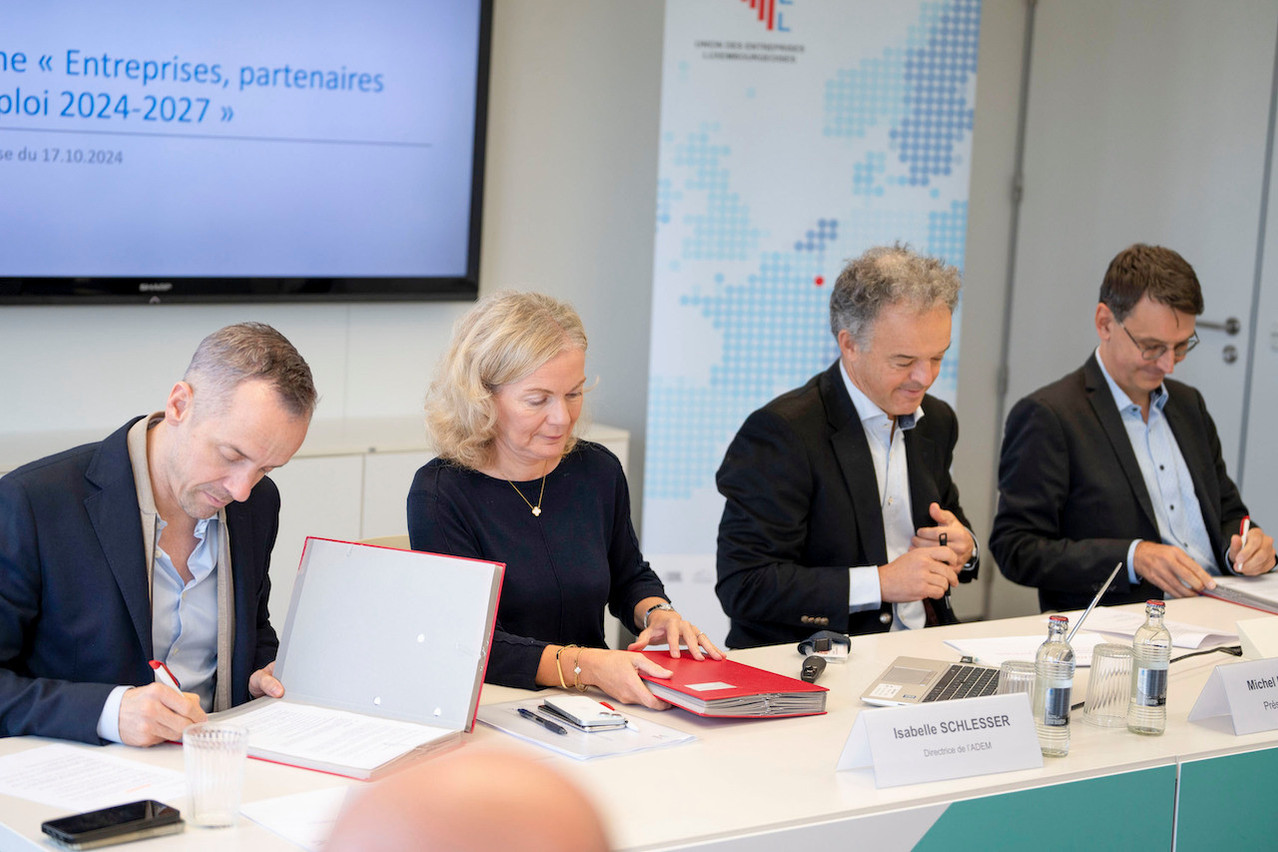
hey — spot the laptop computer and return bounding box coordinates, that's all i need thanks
[859,656,999,706]
[860,561,1126,707]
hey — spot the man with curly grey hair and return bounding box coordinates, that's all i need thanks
[716,244,979,647]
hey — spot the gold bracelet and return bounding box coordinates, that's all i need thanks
[573,646,587,692]
[556,644,579,690]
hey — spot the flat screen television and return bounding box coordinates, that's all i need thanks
[0,0,490,303]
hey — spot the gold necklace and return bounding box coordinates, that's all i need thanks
[508,471,547,517]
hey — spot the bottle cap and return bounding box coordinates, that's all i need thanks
[1146,599,1165,607]
[1048,614,1068,624]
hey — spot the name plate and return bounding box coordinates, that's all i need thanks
[1188,657,1278,735]
[836,693,1042,788]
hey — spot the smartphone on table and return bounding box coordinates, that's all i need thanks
[41,800,183,849]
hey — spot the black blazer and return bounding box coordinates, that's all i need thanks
[991,354,1248,611]
[715,362,977,648]
[0,418,281,743]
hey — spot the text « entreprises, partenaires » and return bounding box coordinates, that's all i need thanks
[0,46,386,122]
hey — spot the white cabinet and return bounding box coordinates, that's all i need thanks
[361,451,428,541]
[266,455,364,623]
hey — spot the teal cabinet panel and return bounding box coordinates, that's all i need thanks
[914,765,1176,851]
[1177,748,1278,851]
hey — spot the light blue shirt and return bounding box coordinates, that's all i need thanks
[1094,348,1219,585]
[96,516,221,742]
[151,516,221,710]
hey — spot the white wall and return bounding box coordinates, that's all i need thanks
[952,0,1029,619]
[479,1,663,514]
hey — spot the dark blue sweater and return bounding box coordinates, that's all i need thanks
[407,441,667,690]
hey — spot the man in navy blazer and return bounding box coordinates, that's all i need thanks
[992,244,1276,611]
[0,323,316,745]
[716,245,979,648]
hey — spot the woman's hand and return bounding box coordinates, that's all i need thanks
[575,648,673,710]
[628,609,724,661]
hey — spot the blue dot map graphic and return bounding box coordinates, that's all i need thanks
[645,0,981,512]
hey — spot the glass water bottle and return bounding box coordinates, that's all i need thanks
[1128,599,1171,735]
[1033,614,1075,756]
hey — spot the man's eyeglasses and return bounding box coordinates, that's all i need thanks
[1117,321,1199,362]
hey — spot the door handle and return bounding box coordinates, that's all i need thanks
[1198,317,1240,335]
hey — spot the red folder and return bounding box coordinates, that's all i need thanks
[638,651,827,718]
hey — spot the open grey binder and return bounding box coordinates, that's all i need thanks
[214,537,504,779]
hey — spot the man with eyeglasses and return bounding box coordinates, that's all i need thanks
[991,244,1275,611]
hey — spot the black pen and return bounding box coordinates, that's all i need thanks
[518,707,567,735]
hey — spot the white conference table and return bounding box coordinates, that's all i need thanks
[0,596,1274,851]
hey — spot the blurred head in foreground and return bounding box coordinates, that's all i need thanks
[326,748,610,852]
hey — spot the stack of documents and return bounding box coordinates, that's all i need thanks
[1205,573,1278,615]
[944,606,1242,668]
[477,698,695,760]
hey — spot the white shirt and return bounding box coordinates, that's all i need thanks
[839,362,928,631]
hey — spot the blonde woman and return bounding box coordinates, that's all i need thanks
[408,291,721,708]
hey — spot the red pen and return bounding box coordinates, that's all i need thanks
[149,659,181,691]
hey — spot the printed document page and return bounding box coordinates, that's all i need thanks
[0,744,185,812]
[1084,607,1237,648]
[232,701,455,773]
[241,787,352,851]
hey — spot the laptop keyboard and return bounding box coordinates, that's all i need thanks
[922,663,999,702]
